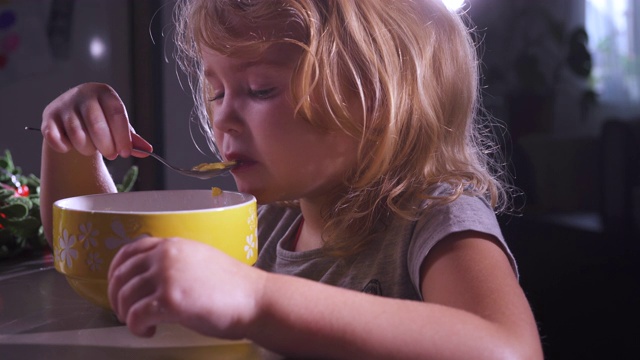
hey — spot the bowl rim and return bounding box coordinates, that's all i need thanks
[53,189,256,215]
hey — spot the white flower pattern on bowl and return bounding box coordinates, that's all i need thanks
[244,234,256,259]
[86,252,104,271]
[56,229,79,270]
[105,220,150,250]
[244,208,258,259]
[56,219,150,274]
[79,222,99,249]
[56,199,256,276]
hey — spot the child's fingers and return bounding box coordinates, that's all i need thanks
[78,100,118,160]
[131,132,154,157]
[41,118,72,153]
[108,237,161,279]
[98,89,133,158]
[112,265,157,324]
[41,82,136,160]
[60,110,99,157]
[126,296,165,337]
[107,252,150,322]
[108,238,161,317]
[108,239,178,337]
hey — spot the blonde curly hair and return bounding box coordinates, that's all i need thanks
[173,0,512,256]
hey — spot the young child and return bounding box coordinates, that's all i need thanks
[39,0,543,358]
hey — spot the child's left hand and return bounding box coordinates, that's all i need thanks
[107,237,266,339]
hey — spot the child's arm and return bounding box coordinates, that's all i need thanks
[39,82,152,246]
[250,231,542,359]
[40,146,116,246]
[108,231,543,359]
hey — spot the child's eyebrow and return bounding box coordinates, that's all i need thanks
[204,60,289,78]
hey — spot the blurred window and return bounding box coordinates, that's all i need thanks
[586,0,639,106]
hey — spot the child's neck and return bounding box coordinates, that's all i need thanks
[295,201,325,252]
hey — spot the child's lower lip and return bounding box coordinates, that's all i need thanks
[230,161,253,173]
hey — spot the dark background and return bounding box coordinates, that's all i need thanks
[469,1,640,358]
[1,1,638,358]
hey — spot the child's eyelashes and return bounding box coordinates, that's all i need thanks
[249,87,276,99]
[208,93,224,102]
[207,88,277,102]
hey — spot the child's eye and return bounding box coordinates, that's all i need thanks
[208,92,224,102]
[249,88,276,99]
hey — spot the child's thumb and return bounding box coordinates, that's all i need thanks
[131,132,153,156]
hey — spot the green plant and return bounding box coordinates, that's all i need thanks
[0,149,138,258]
[0,150,44,258]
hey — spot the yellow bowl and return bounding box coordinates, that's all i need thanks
[52,190,257,309]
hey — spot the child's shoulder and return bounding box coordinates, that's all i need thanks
[417,183,497,229]
[410,183,517,276]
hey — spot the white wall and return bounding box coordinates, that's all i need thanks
[0,0,236,191]
[0,0,132,177]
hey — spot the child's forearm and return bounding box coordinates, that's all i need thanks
[248,273,533,360]
[40,143,117,246]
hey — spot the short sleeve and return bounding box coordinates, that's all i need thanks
[407,195,517,298]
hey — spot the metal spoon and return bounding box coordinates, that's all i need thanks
[135,149,237,180]
[25,127,236,180]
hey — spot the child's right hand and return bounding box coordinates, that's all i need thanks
[41,82,152,160]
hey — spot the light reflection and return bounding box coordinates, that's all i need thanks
[442,0,465,11]
[89,36,106,60]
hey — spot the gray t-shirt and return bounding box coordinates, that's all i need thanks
[255,191,516,300]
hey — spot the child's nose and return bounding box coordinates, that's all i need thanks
[212,98,243,134]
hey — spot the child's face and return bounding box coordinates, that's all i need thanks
[202,44,359,204]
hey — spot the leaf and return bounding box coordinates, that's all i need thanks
[0,188,13,202]
[5,196,32,210]
[0,148,48,257]
[29,195,40,208]
[0,202,29,219]
[7,216,40,238]
[117,165,139,192]
[26,174,41,187]
[0,149,15,173]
